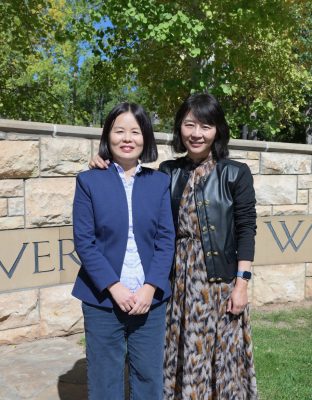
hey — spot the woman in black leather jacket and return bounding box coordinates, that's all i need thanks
[160,93,258,400]
[90,93,258,400]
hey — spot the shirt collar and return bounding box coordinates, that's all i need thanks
[113,162,142,177]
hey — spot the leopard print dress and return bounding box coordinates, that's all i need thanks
[163,158,258,400]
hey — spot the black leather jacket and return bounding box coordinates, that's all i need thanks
[159,157,257,281]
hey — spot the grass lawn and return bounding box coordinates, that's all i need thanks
[252,304,312,400]
[78,303,312,399]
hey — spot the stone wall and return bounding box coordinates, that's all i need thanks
[0,119,312,344]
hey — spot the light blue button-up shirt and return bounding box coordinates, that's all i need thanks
[114,162,145,292]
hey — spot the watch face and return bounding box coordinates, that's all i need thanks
[237,271,252,280]
[242,271,252,280]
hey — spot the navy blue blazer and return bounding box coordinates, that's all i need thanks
[72,164,175,308]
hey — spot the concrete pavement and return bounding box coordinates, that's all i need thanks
[0,334,87,400]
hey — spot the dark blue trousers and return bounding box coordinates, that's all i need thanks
[82,301,167,400]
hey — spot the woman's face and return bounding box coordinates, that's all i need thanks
[109,112,144,165]
[180,111,217,161]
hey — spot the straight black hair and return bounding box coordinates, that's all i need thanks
[99,102,158,163]
[173,93,229,160]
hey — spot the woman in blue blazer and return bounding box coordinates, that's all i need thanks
[72,102,175,400]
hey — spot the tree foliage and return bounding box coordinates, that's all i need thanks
[91,0,312,140]
[0,1,311,141]
[0,1,63,121]
[0,0,111,125]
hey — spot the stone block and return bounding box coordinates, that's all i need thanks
[253,175,297,205]
[0,199,7,217]
[144,144,174,169]
[92,139,100,158]
[40,137,91,176]
[0,179,23,197]
[8,197,24,216]
[0,141,39,178]
[247,152,260,160]
[232,159,259,174]
[261,153,311,174]
[158,144,175,164]
[256,205,272,217]
[0,289,39,330]
[253,264,305,306]
[309,189,312,214]
[0,216,24,230]
[298,175,312,189]
[25,178,75,227]
[272,204,308,215]
[229,150,247,159]
[297,190,308,204]
[39,284,83,337]
[306,277,312,298]
[0,324,40,345]
[306,263,312,277]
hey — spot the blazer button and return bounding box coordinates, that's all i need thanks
[206,251,212,257]
[208,277,216,283]
[204,199,210,205]
[216,277,223,282]
[197,201,203,206]
[202,226,208,232]
[209,225,215,231]
[213,251,219,256]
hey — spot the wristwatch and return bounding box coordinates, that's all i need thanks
[236,271,252,281]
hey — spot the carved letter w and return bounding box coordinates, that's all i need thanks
[265,221,312,252]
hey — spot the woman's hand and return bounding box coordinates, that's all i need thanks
[89,154,110,169]
[227,279,248,315]
[129,284,156,315]
[108,282,136,312]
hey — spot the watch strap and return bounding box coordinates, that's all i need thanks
[236,271,252,280]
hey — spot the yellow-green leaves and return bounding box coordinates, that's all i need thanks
[92,0,311,141]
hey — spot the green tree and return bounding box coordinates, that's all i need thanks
[0,0,56,120]
[2,0,311,138]
[0,0,105,125]
[91,0,312,141]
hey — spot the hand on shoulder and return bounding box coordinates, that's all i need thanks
[89,154,110,169]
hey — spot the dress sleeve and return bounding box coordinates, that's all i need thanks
[233,164,257,261]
